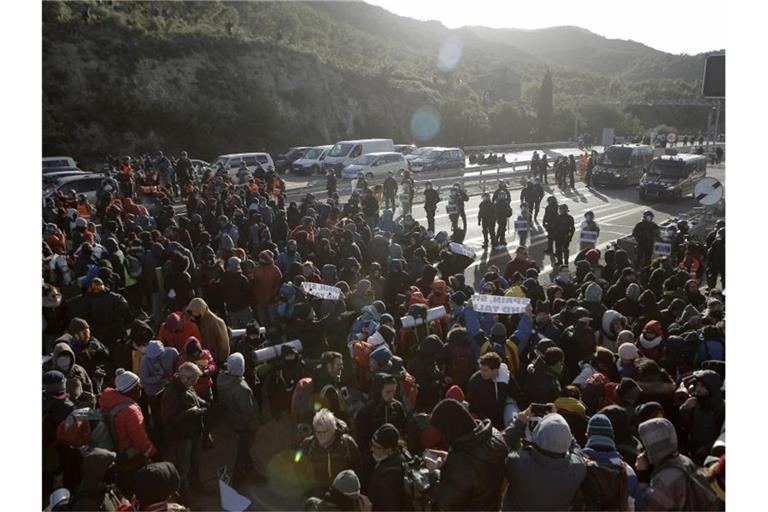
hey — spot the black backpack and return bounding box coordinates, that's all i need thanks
[580,458,629,511]
[668,464,721,511]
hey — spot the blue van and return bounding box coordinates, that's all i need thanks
[639,153,707,201]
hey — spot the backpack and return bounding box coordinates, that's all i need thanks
[351,340,376,373]
[55,402,133,452]
[276,283,298,320]
[667,464,721,512]
[579,458,629,511]
[290,377,315,425]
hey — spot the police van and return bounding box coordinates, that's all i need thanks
[591,145,654,187]
[639,153,707,201]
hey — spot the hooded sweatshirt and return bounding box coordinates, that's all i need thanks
[505,414,586,511]
[678,370,725,462]
[216,369,259,433]
[50,342,95,409]
[186,298,230,363]
[598,310,623,353]
[175,337,217,394]
[139,340,179,397]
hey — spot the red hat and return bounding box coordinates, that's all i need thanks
[585,249,601,265]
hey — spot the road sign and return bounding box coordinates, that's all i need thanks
[666,132,677,143]
[694,177,724,206]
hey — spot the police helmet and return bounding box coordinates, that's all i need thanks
[558,204,569,213]
[643,210,654,220]
[584,210,594,220]
[547,196,558,204]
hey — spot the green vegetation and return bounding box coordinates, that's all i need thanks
[43,1,722,165]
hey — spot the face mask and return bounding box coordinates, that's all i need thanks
[56,355,72,371]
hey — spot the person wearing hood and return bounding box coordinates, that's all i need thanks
[637,320,666,362]
[217,353,263,488]
[702,297,724,326]
[160,362,206,501]
[63,317,110,393]
[659,297,687,331]
[80,277,132,355]
[430,398,508,511]
[185,297,229,365]
[375,208,396,234]
[250,249,282,328]
[636,417,718,510]
[408,335,446,411]
[677,370,725,464]
[599,405,641,467]
[580,281,606,327]
[277,239,301,275]
[613,282,642,325]
[579,414,641,510]
[696,325,725,368]
[175,336,217,403]
[504,410,586,510]
[46,342,95,409]
[139,339,179,444]
[617,342,640,379]
[596,309,626,353]
[157,311,202,353]
[523,346,564,405]
[70,448,130,511]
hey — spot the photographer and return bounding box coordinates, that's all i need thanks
[366,424,406,511]
[429,398,508,510]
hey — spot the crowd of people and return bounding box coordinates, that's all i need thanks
[42,149,725,511]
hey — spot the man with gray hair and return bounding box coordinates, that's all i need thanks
[221,256,252,329]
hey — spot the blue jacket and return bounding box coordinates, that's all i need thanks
[139,340,179,397]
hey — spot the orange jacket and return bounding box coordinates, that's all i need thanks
[157,312,203,353]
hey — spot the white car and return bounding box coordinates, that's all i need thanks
[404,146,435,165]
[341,152,407,179]
[43,156,77,170]
[43,173,105,203]
[292,145,333,175]
[211,152,275,179]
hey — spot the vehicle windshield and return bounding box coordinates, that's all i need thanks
[648,160,688,177]
[351,155,377,166]
[411,147,432,157]
[304,148,323,159]
[43,159,70,168]
[284,148,304,159]
[422,150,444,160]
[328,143,353,157]
[256,155,269,163]
[212,157,228,167]
[600,147,633,167]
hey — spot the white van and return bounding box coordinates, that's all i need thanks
[211,152,275,179]
[291,145,333,175]
[342,152,407,179]
[43,156,77,170]
[323,139,394,175]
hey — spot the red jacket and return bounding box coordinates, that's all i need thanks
[98,388,156,457]
[289,224,317,244]
[503,257,539,282]
[157,313,202,353]
[176,337,217,394]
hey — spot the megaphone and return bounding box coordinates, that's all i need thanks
[400,306,447,329]
[253,339,302,364]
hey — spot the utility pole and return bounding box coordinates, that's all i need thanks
[713,100,722,143]
[574,96,581,142]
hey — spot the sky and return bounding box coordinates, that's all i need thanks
[365,0,725,55]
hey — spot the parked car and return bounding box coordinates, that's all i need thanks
[323,139,395,176]
[341,152,407,179]
[404,146,435,166]
[42,167,85,179]
[211,153,275,179]
[43,156,77,170]
[292,145,333,176]
[408,147,466,173]
[275,146,312,174]
[43,173,105,203]
[394,144,416,155]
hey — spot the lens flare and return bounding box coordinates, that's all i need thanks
[437,36,463,72]
[312,400,323,412]
[410,107,441,142]
[294,450,303,463]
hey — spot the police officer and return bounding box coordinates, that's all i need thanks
[520,180,537,216]
[552,203,575,266]
[326,169,337,195]
[492,181,512,247]
[580,210,600,251]
[383,171,398,210]
[539,154,549,183]
[176,151,193,196]
[542,196,559,254]
[424,181,440,233]
[478,192,497,250]
[531,151,540,179]
[447,182,469,233]
[531,178,545,221]
[568,154,577,188]
[632,210,660,267]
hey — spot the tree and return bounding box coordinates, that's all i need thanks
[537,70,553,141]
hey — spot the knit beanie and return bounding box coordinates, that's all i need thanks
[227,353,245,377]
[639,320,664,349]
[372,423,400,450]
[617,330,635,345]
[380,313,395,325]
[115,368,141,394]
[635,401,664,423]
[43,370,66,396]
[532,413,572,456]
[370,346,393,368]
[586,413,616,451]
[585,249,601,265]
[618,343,639,361]
[490,322,507,340]
[430,398,477,445]
[625,283,641,301]
[227,256,241,272]
[332,470,360,497]
[372,300,387,314]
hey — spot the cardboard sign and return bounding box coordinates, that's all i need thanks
[581,230,599,244]
[653,242,672,257]
[472,294,530,314]
[449,242,476,259]
[514,220,529,232]
[301,282,341,300]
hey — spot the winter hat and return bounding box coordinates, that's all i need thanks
[380,313,395,325]
[332,470,360,497]
[625,283,641,301]
[616,378,641,401]
[618,343,639,361]
[146,340,165,359]
[372,300,387,314]
[635,401,664,423]
[585,249,601,265]
[115,368,141,394]
[227,256,241,272]
[617,330,635,345]
[638,418,679,466]
[430,398,477,445]
[679,304,702,325]
[370,345,393,368]
[532,413,572,456]
[164,312,182,332]
[586,413,616,450]
[490,322,507,340]
[43,370,66,396]
[135,462,181,508]
[227,353,245,377]
[372,423,400,450]
[639,320,664,349]
[68,317,90,335]
[444,385,466,402]
[450,291,467,306]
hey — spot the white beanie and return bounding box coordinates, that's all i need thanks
[227,353,245,377]
[617,330,635,344]
[115,368,140,393]
[618,343,639,361]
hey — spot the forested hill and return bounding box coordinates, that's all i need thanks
[43,1,720,165]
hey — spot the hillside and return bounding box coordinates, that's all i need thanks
[43,1,719,165]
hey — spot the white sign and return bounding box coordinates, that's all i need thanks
[514,220,529,232]
[653,242,672,257]
[472,294,530,314]
[219,479,251,512]
[602,128,615,149]
[667,132,677,143]
[581,230,599,244]
[446,203,458,215]
[301,282,341,300]
[450,242,476,259]
[694,177,724,206]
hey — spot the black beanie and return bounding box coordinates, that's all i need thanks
[377,324,396,346]
[373,423,400,450]
[430,398,476,445]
